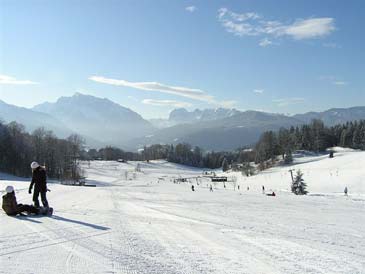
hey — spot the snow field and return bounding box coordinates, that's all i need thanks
[0,149,364,274]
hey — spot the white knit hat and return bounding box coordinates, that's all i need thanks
[5,186,14,193]
[30,161,40,169]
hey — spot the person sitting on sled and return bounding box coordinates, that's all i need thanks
[2,186,39,216]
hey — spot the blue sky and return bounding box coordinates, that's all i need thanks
[0,0,364,118]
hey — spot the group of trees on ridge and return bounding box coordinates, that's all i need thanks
[254,119,365,169]
[81,143,256,170]
[1,118,364,179]
[0,121,83,179]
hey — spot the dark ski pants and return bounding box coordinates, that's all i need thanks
[33,189,49,208]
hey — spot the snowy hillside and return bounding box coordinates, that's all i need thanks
[0,149,364,274]
[234,147,365,194]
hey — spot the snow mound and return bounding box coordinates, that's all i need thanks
[326,146,358,153]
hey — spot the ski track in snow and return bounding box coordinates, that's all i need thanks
[1,152,365,274]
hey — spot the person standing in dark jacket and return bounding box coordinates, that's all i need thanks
[29,161,49,208]
[2,186,39,216]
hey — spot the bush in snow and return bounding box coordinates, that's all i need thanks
[291,170,308,195]
[284,150,293,164]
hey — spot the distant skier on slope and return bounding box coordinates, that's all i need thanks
[2,186,39,216]
[266,191,276,197]
[344,186,348,196]
[262,185,265,194]
[191,185,195,191]
[209,184,213,192]
[29,162,49,209]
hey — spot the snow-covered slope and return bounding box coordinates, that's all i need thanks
[0,150,364,274]
[233,147,365,194]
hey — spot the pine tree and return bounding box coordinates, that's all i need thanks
[291,170,308,195]
[352,128,362,149]
[222,157,229,172]
[241,161,254,176]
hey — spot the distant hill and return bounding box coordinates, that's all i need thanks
[150,108,241,129]
[0,99,73,137]
[33,93,154,148]
[169,107,241,124]
[293,106,365,126]
[128,111,304,151]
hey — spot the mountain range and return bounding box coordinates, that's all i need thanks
[1,93,364,151]
[132,111,303,151]
[293,107,365,126]
[0,99,73,138]
[149,108,240,128]
[32,93,154,146]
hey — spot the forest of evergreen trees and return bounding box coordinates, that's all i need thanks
[0,121,84,179]
[254,119,365,168]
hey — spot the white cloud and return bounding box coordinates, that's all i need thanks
[283,18,335,40]
[273,97,305,107]
[218,8,227,19]
[218,8,259,21]
[333,81,347,86]
[142,99,192,108]
[185,6,197,13]
[253,89,264,94]
[231,12,260,22]
[89,76,238,107]
[218,8,335,45]
[221,20,258,36]
[259,38,272,47]
[89,76,215,103]
[0,74,38,85]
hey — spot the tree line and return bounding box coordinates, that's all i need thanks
[82,143,256,170]
[2,118,364,178]
[0,121,84,180]
[82,146,142,161]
